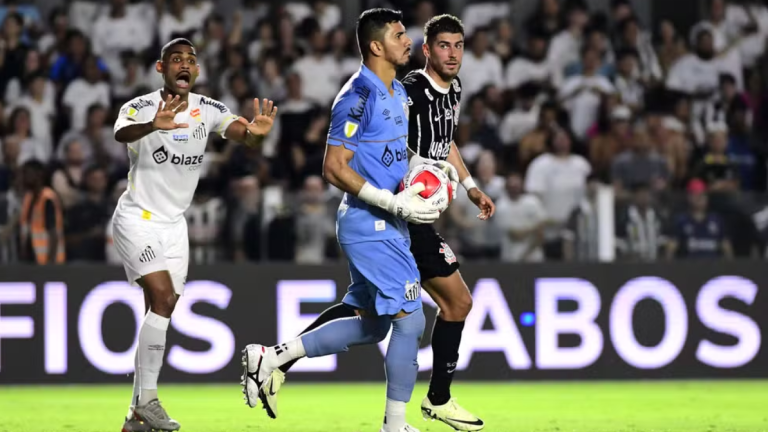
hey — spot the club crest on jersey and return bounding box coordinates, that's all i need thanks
[440,242,457,264]
[404,280,421,301]
[344,121,358,138]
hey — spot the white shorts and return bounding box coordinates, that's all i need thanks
[112,215,189,295]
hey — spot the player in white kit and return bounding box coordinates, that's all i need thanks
[114,38,277,432]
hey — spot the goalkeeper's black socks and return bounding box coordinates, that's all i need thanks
[427,317,465,406]
[279,303,357,373]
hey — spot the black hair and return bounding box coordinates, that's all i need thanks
[719,73,736,86]
[4,11,23,27]
[22,159,45,173]
[616,47,640,61]
[424,14,464,46]
[356,8,403,60]
[160,38,195,61]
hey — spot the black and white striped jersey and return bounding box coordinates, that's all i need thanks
[401,70,462,162]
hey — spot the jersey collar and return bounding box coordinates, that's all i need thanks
[360,64,396,98]
[418,69,450,95]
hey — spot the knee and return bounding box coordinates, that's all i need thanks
[152,292,177,317]
[393,307,426,337]
[441,292,472,322]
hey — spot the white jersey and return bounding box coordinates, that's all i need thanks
[113,89,240,223]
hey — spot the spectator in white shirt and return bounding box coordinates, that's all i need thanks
[547,2,590,88]
[505,29,551,92]
[615,16,663,84]
[90,0,152,81]
[495,172,547,262]
[499,83,542,146]
[62,55,111,132]
[614,48,645,114]
[459,27,504,98]
[5,106,51,165]
[558,46,616,140]
[525,128,591,259]
[9,73,55,150]
[158,0,205,46]
[4,49,55,103]
[111,52,148,100]
[330,28,362,81]
[291,26,341,107]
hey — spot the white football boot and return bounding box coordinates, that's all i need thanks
[240,344,281,418]
[421,397,484,431]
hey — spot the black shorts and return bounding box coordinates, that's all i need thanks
[408,223,460,281]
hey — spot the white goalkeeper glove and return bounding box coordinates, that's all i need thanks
[430,160,459,201]
[358,182,440,224]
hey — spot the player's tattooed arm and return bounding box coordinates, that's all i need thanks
[226,98,278,148]
[114,94,188,144]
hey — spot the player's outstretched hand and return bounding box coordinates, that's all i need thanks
[153,94,189,130]
[389,183,440,225]
[238,98,278,137]
[468,188,496,220]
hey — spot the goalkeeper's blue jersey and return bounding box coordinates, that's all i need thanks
[327,64,411,245]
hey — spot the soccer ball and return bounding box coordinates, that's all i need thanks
[399,163,453,213]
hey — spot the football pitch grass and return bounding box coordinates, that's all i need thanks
[0,381,767,432]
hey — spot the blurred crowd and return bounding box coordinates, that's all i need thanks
[2,0,768,265]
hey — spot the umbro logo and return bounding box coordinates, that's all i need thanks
[138,245,156,263]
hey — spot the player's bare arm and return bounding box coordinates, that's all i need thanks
[114,94,188,144]
[225,98,278,148]
[322,144,367,195]
[446,143,495,219]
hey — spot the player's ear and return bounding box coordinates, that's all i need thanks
[370,40,383,58]
[422,42,430,59]
[155,60,163,74]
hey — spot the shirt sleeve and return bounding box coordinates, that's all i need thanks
[403,78,433,156]
[114,98,150,135]
[208,99,241,139]
[327,83,373,152]
[524,157,547,193]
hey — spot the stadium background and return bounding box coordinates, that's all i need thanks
[1,0,768,431]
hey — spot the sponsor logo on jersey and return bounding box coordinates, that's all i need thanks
[348,86,371,122]
[383,109,390,120]
[128,99,154,113]
[440,242,457,264]
[200,98,227,113]
[381,144,406,168]
[424,88,434,101]
[152,145,204,170]
[192,122,207,140]
[451,79,461,92]
[453,103,461,123]
[428,140,451,160]
[402,100,409,118]
[404,280,421,301]
[344,121,358,138]
[395,116,403,126]
[190,108,202,121]
[173,134,189,142]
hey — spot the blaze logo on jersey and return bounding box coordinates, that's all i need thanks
[381,144,406,167]
[344,121,358,138]
[152,146,169,164]
[200,98,227,113]
[439,242,457,264]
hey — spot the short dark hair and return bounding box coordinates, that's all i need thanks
[424,14,464,46]
[160,38,196,61]
[356,8,403,60]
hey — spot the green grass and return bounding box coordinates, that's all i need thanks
[1,381,767,432]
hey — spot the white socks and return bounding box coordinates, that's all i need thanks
[384,398,406,431]
[273,338,306,365]
[128,311,170,416]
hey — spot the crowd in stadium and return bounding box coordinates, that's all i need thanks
[1,0,768,265]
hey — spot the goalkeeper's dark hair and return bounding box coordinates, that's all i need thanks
[356,8,403,60]
[424,14,465,46]
[160,38,196,61]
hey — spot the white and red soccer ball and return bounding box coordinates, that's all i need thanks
[398,163,454,213]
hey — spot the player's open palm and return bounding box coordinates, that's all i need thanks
[238,98,278,136]
[153,94,189,131]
